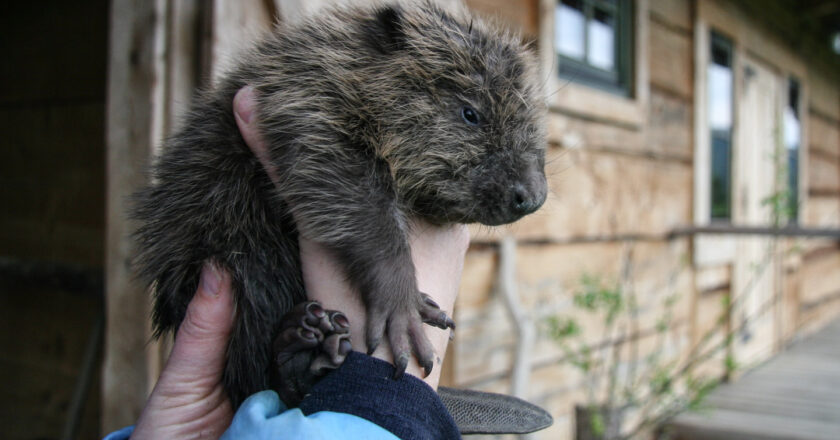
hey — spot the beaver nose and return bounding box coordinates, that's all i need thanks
[511,184,543,216]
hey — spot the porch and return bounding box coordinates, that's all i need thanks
[666,317,840,440]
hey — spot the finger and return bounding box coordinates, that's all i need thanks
[233,86,280,184]
[165,262,236,384]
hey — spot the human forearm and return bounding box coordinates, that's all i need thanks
[301,222,468,388]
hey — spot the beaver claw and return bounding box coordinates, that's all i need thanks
[365,292,455,379]
[271,301,352,406]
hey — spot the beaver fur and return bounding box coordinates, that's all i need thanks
[132,0,547,407]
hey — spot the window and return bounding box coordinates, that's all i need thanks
[784,78,801,222]
[708,32,733,221]
[554,0,633,96]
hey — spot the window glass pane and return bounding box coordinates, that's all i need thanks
[587,8,615,71]
[785,78,801,221]
[711,133,732,219]
[708,33,733,220]
[556,0,585,60]
[783,89,800,152]
[707,65,732,130]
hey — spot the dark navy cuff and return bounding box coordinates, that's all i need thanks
[298,351,461,440]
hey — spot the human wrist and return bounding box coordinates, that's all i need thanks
[404,222,467,387]
[299,223,468,388]
[300,238,443,385]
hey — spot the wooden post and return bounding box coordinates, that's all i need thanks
[209,0,276,84]
[102,0,276,432]
[102,0,164,432]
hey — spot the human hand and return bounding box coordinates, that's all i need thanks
[234,86,469,388]
[131,263,235,439]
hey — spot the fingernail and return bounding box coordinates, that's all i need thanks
[200,263,222,297]
[234,87,255,125]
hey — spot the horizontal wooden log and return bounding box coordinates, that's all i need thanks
[648,0,691,32]
[808,114,840,161]
[648,16,692,99]
[808,69,840,123]
[471,148,693,242]
[804,196,840,228]
[456,239,692,383]
[669,224,840,239]
[465,0,539,36]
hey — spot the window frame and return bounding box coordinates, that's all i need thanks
[708,31,735,222]
[784,77,802,224]
[555,0,635,97]
[538,0,648,130]
[692,2,810,268]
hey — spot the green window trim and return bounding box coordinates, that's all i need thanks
[784,77,801,223]
[555,0,634,97]
[708,31,734,221]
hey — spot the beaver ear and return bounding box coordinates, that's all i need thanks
[368,5,406,54]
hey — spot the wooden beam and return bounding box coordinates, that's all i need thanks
[669,224,840,239]
[102,0,163,432]
[103,0,276,431]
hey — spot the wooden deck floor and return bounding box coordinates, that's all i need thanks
[666,319,840,440]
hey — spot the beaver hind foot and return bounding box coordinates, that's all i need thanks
[270,301,352,407]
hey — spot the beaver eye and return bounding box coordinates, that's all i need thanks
[460,106,481,126]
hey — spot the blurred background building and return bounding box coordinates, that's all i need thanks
[1,0,838,439]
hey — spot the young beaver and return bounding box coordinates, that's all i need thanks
[132,0,547,407]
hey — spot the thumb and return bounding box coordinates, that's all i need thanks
[164,262,236,385]
[133,264,236,438]
[234,86,280,185]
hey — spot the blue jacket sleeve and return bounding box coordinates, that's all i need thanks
[102,352,460,440]
[298,351,461,440]
[221,390,399,439]
[100,400,396,440]
[102,426,134,440]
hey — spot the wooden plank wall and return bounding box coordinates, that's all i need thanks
[465,0,540,35]
[454,1,697,439]
[454,1,840,439]
[103,0,165,432]
[100,0,351,432]
[798,65,840,332]
[97,1,840,439]
[102,0,280,432]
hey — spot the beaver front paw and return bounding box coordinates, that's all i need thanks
[270,301,352,407]
[365,292,455,378]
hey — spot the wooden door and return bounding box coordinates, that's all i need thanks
[731,55,781,367]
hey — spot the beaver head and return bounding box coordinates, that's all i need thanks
[365,1,547,226]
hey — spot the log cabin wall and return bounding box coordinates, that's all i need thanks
[102,0,279,432]
[456,1,695,438]
[456,0,840,439]
[93,0,839,438]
